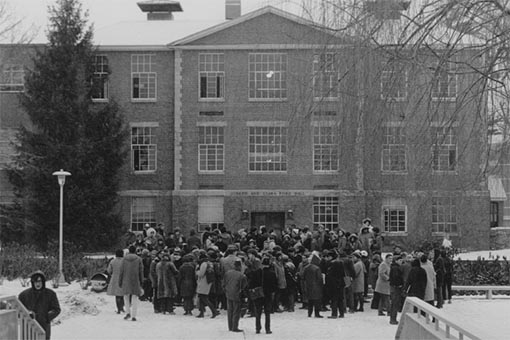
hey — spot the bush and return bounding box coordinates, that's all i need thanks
[453,258,510,286]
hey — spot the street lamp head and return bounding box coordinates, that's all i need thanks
[52,169,71,186]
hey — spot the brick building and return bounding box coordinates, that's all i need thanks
[0,0,499,250]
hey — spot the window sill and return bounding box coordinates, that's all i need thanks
[248,98,287,102]
[313,97,339,102]
[248,171,287,174]
[92,98,109,103]
[198,98,225,102]
[432,232,459,237]
[199,171,224,175]
[383,232,408,236]
[313,171,339,175]
[381,171,408,175]
[431,97,457,102]
[133,170,157,175]
[131,99,157,103]
[432,170,458,175]
[490,227,510,231]
[380,96,407,102]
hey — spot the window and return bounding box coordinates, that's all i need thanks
[432,61,457,99]
[199,53,224,99]
[131,197,156,232]
[382,125,406,172]
[313,196,339,230]
[249,125,287,172]
[92,55,108,100]
[431,197,457,234]
[383,206,407,233]
[198,196,224,232]
[431,126,457,172]
[0,64,24,92]
[313,123,339,172]
[198,125,224,172]
[490,202,499,228]
[131,54,156,100]
[313,53,338,99]
[380,64,407,100]
[249,53,287,100]
[131,126,157,172]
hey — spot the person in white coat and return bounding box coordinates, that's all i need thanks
[420,253,436,305]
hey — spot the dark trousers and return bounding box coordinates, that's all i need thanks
[142,278,152,301]
[152,288,161,312]
[436,279,444,308]
[371,291,380,309]
[285,288,295,311]
[344,286,354,311]
[159,297,174,313]
[390,286,403,322]
[353,292,364,311]
[227,299,242,331]
[254,297,272,332]
[115,296,124,312]
[443,276,452,301]
[183,296,194,313]
[378,293,390,314]
[198,293,217,315]
[307,299,322,317]
[330,290,345,317]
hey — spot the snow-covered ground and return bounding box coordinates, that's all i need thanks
[1,249,510,340]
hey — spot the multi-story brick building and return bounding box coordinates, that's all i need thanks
[0,0,500,250]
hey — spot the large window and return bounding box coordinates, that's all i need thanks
[380,64,407,100]
[313,53,338,100]
[383,206,407,233]
[131,197,156,232]
[490,201,499,228]
[131,126,157,172]
[313,196,339,229]
[198,196,224,232]
[249,53,287,100]
[199,53,224,99]
[92,55,108,100]
[431,126,457,172]
[432,61,457,99]
[198,125,224,172]
[382,125,406,172]
[313,123,339,172]
[131,54,156,100]
[249,125,287,172]
[431,197,457,234]
[0,64,24,92]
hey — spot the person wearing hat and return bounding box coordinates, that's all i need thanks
[324,250,345,318]
[156,251,179,315]
[119,245,144,321]
[303,251,324,318]
[179,254,197,315]
[220,244,241,275]
[196,253,220,318]
[352,250,366,312]
[18,271,61,340]
[389,255,405,324]
[223,258,247,332]
[107,249,125,314]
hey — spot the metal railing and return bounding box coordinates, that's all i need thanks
[0,295,46,340]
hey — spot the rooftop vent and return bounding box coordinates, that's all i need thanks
[137,0,183,21]
[225,0,241,20]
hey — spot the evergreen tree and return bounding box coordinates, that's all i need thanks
[5,0,128,251]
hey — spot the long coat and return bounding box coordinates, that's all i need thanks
[421,260,436,302]
[375,260,391,295]
[179,262,197,298]
[325,259,345,295]
[156,259,179,299]
[302,257,323,301]
[119,253,144,296]
[196,260,213,295]
[405,266,427,300]
[352,260,365,294]
[106,257,124,296]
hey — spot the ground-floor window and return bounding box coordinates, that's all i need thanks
[313,196,339,230]
[198,196,224,232]
[131,197,156,232]
[490,201,499,228]
[383,205,407,233]
[432,196,457,234]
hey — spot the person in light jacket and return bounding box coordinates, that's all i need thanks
[107,249,125,314]
[352,251,366,312]
[420,253,436,305]
[119,245,144,321]
[375,253,392,316]
[196,253,220,318]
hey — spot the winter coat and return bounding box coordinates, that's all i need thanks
[178,262,197,298]
[18,271,61,339]
[273,261,287,289]
[303,255,323,301]
[434,256,446,284]
[389,262,404,287]
[375,260,391,295]
[107,257,124,296]
[421,260,436,302]
[149,259,159,287]
[156,259,179,299]
[352,260,366,294]
[325,259,345,294]
[223,269,247,301]
[405,265,427,300]
[196,260,212,295]
[119,253,144,296]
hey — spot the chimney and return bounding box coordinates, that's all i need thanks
[137,0,183,21]
[225,0,241,20]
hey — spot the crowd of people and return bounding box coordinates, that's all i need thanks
[106,218,455,334]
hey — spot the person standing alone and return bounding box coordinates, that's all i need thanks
[223,258,248,332]
[119,245,144,321]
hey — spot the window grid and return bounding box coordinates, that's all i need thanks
[383,206,407,232]
[249,126,287,172]
[131,197,156,232]
[313,53,338,99]
[490,202,499,228]
[131,54,156,100]
[313,125,339,172]
[431,197,457,233]
[431,127,457,172]
[432,61,457,99]
[313,197,339,229]
[131,127,157,172]
[92,55,108,100]
[199,126,224,172]
[382,126,407,172]
[249,53,287,100]
[199,53,224,99]
[381,67,407,100]
[0,64,24,92]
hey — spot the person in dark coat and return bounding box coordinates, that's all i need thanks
[441,249,454,304]
[433,248,446,308]
[18,271,61,340]
[303,252,323,318]
[404,258,427,300]
[389,255,405,325]
[107,249,125,314]
[324,250,345,318]
[223,259,248,332]
[156,252,179,314]
[179,254,197,315]
[119,245,144,321]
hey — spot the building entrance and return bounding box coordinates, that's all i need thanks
[251,212,285,235]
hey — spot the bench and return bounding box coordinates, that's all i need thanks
[452,285,510,299]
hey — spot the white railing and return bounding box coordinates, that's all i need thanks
[395,297,490,340]
[0,295,46,340]
[452,285,510,299]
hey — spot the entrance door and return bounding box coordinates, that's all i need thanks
[251,212,285,235]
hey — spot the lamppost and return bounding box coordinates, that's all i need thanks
[52,169,71,287]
